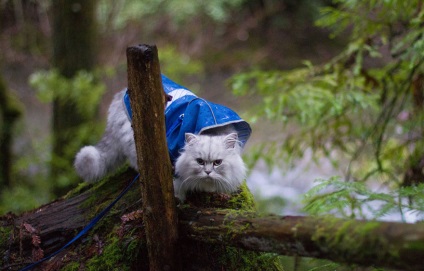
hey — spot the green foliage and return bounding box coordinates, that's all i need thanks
[230,0,424,221]
[0,134,52,214]
[158,45,204,89]
[30,68,108,191]
[0,182,50,214]
[303,177,424,220]
[0,68,109,214]
[255,195,287,215]
[0,74,23,189]
[97,0,245,31]
[29,69,107,117]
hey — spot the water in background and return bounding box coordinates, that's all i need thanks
[247,149,419,223]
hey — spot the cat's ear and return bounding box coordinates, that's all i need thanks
[224,133,238,149]
[185,133,198,144]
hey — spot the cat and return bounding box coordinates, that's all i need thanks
[74,90,137,182]
[173,130,246,201]
[74,75,251,200]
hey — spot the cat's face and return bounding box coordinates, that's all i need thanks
[174,133,246,200]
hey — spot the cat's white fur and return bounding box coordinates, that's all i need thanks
[74,90,137,182]
[174,132,246,200]
[74,89,246,200]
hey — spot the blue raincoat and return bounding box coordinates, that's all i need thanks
[124,75,251,163]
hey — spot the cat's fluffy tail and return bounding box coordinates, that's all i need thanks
[74,145,112,183]
[74,142,124,182]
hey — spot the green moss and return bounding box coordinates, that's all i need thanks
[179,180,285,270]
[61,261,81,271]
[63,181,91,199]
[0,226,13,255]
[228,181,257,211]
[124,237,143,262]
[77,168,140,230]
[68,171,282,270]
[220,247,285,271]
[221,183,285,270]
[404,240,424,251]
[311,217,386,262]
[60,168,145,270]
[86,236,129,271]
[84,231,147,271]
[80,168,130,209]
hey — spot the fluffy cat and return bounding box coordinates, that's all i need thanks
[74,90,137,182]
[74,89,247,200]
[174,132,246,201]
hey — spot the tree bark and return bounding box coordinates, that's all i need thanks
[2,170,424,271]
[51,0,96,196]
[126,44,180,271]
[0,75,22,188]
[180,208,424,271]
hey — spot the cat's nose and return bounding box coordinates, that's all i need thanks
[205,170,212,175]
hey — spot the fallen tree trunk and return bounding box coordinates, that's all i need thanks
[1,169,424,270]
[180,207,424,270]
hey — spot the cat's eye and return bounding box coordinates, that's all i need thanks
[213,159,223,166]
[196,158,205,165]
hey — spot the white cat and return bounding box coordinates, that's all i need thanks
[74,90,137,182]
[74,86,248,200]
[174,132,246,200]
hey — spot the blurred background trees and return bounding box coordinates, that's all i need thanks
[0,74,22,188]
[1,0,333,210]
[1,0,424,269]
[231,0,424,220]
[50,0,97,195]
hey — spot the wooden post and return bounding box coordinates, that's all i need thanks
[126,44,180,271]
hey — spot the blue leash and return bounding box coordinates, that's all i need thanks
[19,174,140,271]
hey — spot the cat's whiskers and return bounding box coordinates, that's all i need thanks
[179,175,235,196]
[179,176,202,195]
[174,132,246,201]
[209,175,235,194]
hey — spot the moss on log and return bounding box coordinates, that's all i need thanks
[2,167,424,270]
[180,209,424,270]
[0,169,282,270]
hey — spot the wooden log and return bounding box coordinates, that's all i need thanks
[2,170,424,270]
[126,44,180,271]
[1,169,141,270]
[179,207,424,271]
